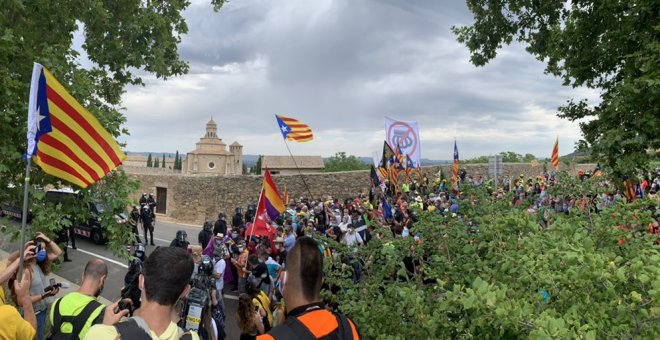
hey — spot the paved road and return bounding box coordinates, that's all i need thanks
[0,217,241,339]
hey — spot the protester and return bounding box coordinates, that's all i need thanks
[84,246,198,340]
[248,276,272,333]
[257,237,360,339]
[24,232,63,340]
[49,259,107,339]
[1,267,37,340]
[232,240,249,294]
[236,293,265,340]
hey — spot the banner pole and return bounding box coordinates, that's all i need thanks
[17,156,32,283]
[282,139,314,199]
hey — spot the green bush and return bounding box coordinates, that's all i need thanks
[319,176,659,339]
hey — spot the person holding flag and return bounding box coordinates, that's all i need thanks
[452,140,460,192]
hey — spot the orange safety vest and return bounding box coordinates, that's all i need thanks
[257,309,360,340]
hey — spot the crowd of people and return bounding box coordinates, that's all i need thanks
[1,165,657,340]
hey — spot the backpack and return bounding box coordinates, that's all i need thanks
[268,311,355,340]
[114,318,194,340]
[48,298,103,340]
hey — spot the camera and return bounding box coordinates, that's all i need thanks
[32,238,42,254]
[178,255,216,334]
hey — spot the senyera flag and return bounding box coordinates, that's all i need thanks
[551,137,559,170]
[26,63,126,188]
[275,114,313,142]
[252,167,286,236]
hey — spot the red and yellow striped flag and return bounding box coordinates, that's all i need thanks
[551,137,559,170]
[26,63,126,188]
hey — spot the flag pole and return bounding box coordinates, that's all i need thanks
[282,139,314,199]
[17,156,32,283]
[248,185,265,244]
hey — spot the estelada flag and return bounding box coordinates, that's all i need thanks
[551,137,559,170]
[275,115,313,142]
[26,63,125,188]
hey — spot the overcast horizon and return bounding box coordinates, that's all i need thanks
[97,0,598,160]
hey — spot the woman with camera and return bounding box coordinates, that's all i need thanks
[7,232,63,340]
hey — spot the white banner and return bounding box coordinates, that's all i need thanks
[385,116,421,167]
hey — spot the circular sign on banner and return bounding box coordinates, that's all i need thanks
[387,121,418,157]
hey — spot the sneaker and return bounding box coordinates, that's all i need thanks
[64,258,72,262]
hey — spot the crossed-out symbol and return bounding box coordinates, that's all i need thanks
[387,121,418,155]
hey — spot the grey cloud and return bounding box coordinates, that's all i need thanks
[120,0,591,160]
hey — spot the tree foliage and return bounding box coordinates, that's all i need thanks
[319,176,659,338]
[324,152,370,172]
[0,0,226,257]
[463,151,537,164]
[452,0,660,178]
[146,153,153,168]
[161,153,166,168]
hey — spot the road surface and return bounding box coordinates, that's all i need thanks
[0,217,241,339]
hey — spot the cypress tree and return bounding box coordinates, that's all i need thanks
[162,154,166,168]
[147,153,152,167]
[154,156,159,168]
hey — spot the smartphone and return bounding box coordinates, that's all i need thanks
[49,278,56,287]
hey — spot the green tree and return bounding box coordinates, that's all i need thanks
[0,1,227,257]
[174,150,180,170]
[463,155,489,164]
[154,156,159,168]
[522,153,536,163]
[324,152,370,172]
[452,0,659,178]
[146,153,153,168]
[499,151,522,163]
[161,153,166,168]
[253,156,263,175]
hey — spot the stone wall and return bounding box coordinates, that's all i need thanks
[129,163,596,225]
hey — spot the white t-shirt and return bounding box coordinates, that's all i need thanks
[214,259,226,292]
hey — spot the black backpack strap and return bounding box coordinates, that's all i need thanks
[70,300,103,335]
[115,319,151,340]
[268,317,316,339]
[50,298,63,336]
[51,298,103,339]
[334,313,354,340]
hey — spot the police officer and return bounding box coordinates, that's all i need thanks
[258,237,360,339]
[141,205,154,246]
[232,207,244,229]
[49,259,107,340]
[129,205,142,244]
[213,213,228,237]
[199,221,213,249]
[170,230,189,250]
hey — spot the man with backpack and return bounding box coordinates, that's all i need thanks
[49,259,107,340]
[84,246,198,340]
[257,237,360,340]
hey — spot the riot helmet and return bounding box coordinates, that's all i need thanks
[176,230,188,243]
[133,243,146,262]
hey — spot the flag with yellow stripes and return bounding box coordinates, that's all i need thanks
[275,114,313,142]
[26,63,126,188]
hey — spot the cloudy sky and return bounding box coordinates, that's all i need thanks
[115,0,597,160]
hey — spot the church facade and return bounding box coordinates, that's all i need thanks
[185,119,243,175]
